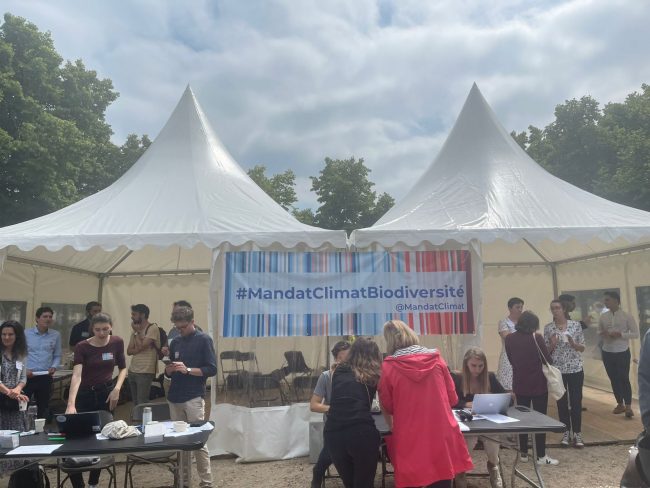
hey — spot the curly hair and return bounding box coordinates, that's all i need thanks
[344,337,381,387]
[0,320,28,359]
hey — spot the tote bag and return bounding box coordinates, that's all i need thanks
[533,335,566,401]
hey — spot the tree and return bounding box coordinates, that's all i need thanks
[247,164,297,210]
[0,13,147,226]
[310,157,392,233]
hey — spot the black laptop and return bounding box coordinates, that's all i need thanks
[55,412,102,438]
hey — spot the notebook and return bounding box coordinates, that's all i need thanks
[471,393,511,415]
[55,412,102,438]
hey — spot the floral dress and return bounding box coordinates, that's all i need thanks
[496,317,516,390]
[0,353,27,474]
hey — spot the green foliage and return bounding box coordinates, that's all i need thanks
[310,157,392,233]
[246,164,297,210]
[514,85,650,211]
[0,13,148,226]
[292,207,315,225]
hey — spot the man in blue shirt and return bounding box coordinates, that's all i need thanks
[24,306,62,420]
[164,306,216,488]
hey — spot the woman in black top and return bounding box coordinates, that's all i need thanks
[324,338,381,488]
[452,347,508,488]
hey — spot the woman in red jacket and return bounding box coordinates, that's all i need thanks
[379,320,472,488]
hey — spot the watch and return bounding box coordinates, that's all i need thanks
[186,368,192,375]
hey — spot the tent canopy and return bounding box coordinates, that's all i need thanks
[351,84,650,264]
[0,86,347,276]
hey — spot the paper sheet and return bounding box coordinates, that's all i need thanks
[457,422,469,432]
[481,414,520,423]
[5,444,62,455]
[31,371,50,376]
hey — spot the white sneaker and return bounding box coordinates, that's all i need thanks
[560,430,571,447]
[519,453,528,462]
[574,432,584,448]
[536,455,559,466]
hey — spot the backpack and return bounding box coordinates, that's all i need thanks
[145,323,168,360]
[8,465,50,488]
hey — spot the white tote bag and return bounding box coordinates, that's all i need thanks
[533,335,566,401]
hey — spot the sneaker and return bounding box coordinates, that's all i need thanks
[574,432,584,448]
[626,407,634,418]
[613,403,626,414]
[519,453,529,462]
[560,431,571,447]
[536,455,559,466]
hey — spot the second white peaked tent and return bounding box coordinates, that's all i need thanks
[352,83,650,391]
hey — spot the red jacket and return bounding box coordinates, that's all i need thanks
[379,349,473,487]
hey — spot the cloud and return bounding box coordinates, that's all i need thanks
[3,0,650,209]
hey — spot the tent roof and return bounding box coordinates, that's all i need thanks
[0,87,346,274]
[352,84,650,264]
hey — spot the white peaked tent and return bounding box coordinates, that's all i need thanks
[352,83,650,391]
[0,86,347,458]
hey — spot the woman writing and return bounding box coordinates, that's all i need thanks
[496,297,524,391]
[544,299,585,448]
[505,311,559,466]
[452,347,507,488]
[379,320,472,488]
[66,313,127,488]
[0,321,30,474]
[323,337,381,488]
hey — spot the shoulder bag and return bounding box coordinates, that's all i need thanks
[533,334,566,401]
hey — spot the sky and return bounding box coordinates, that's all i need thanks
[4,0,650,209]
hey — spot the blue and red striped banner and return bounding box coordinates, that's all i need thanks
[221,250,473,337]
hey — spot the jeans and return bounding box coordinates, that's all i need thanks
[69,383,112,488]
[517,393,548,458]
[602,349,632,405]
[312,443,332,484]
[557,370,583,433]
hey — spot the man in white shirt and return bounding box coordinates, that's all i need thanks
[598,290,639,418]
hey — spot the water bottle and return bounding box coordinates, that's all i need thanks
[26,404,37,432]
[142,406,152,427]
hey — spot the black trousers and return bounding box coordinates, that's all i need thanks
[69,383,112,488]
[313,442,332,483]
[517,393,548,458]
[602,349,632,405]
[557,370,583,433]
[324,424,380,488]
[23,374,53,420]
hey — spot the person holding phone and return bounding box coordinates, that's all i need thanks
[66,313,127,488]
[544,300,586,448]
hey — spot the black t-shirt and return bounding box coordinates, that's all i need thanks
[324,364,376,433]
[451,371,506,409]
[69,318,91,347]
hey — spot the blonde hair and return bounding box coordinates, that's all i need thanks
[383,320,419,355]
[461,347,489,395]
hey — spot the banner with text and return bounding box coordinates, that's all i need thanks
[221,250,473,337]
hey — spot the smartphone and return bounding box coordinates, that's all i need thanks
[515,406,531,412]
[162,358,172,365]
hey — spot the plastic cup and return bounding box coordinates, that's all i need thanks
[35,418,46,433]
[173,421,188,432]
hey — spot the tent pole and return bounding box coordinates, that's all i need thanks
[550,263,558,298]
[98,275,105,302]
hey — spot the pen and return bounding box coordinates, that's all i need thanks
[48,437,65,441]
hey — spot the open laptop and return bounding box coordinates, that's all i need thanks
[471,393,511,415]
[55,412,102,438]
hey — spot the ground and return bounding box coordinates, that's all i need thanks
[0,443,632,487]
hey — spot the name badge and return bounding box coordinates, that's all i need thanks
[16,361,23,370]
[174,351,180,359]
[81,332,90,338]
[102,352,114,361]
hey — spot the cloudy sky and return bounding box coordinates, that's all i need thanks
[4,0,650,209]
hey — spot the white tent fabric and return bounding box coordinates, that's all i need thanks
[0,86,348,461]
[0,86,346,271]
[351,84,650,263]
